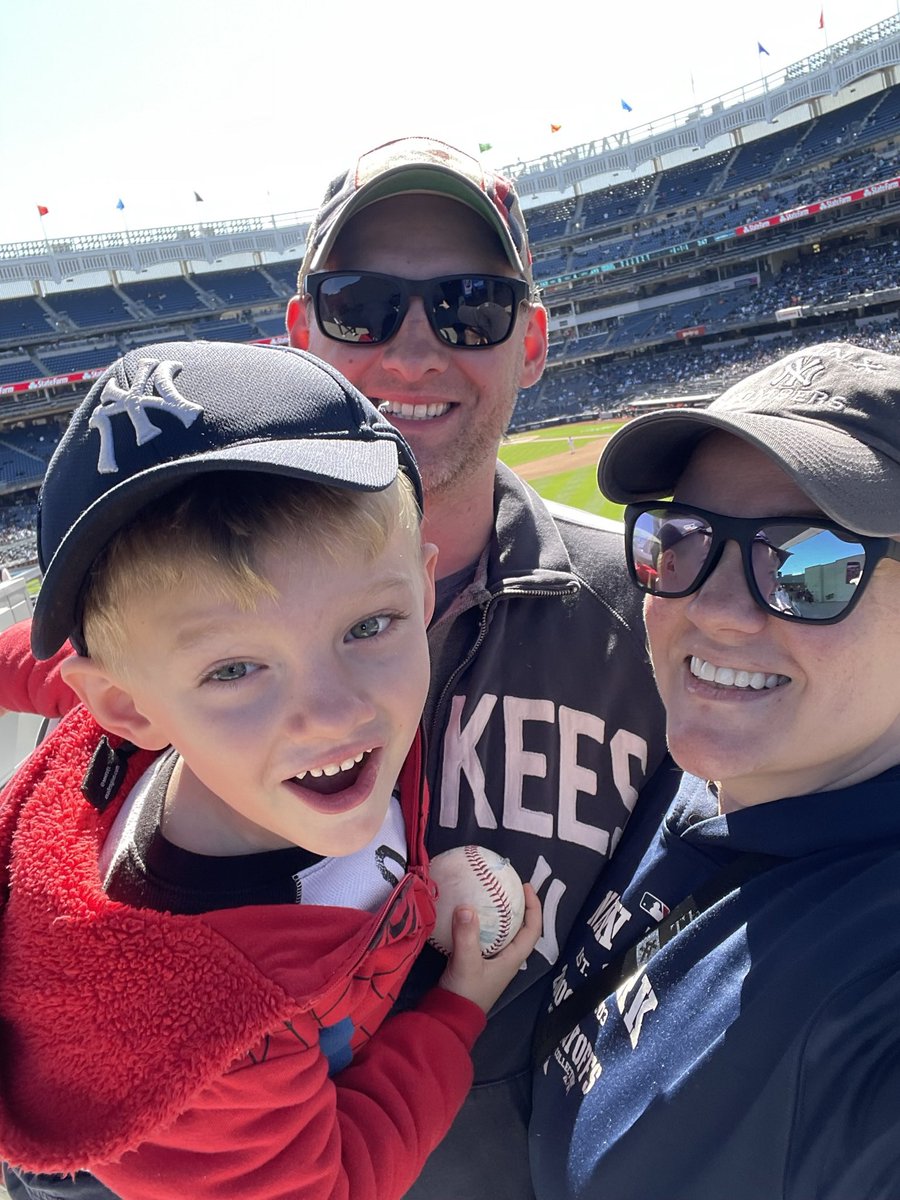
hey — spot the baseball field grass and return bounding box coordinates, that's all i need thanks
[499,417,627,520]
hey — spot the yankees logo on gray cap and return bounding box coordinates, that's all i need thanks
[32,340,422,659]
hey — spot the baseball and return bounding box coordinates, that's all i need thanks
[428,845,526,958]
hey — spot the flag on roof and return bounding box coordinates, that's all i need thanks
[36,205,49,217]
[116,198,125,211]
[194,190,204,202]
[478,142,492,153]
[818,7,824,28]
[757,41,769,55]
[620,99,632,112]
[550,123,562,133]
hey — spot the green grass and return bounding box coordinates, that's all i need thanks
[499,438,575,467]
[508,419,621,444]
[525,463,626,521]
[500,418,628,520]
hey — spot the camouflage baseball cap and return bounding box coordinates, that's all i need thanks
[299,136,534,290]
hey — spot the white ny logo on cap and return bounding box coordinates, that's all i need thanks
[772,355,827,389]
[89,358,203,474]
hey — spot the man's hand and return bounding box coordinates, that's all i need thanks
[437,884,542,1013]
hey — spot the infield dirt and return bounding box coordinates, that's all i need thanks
[511,433,613,482]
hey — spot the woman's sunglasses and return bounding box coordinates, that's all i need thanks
[305,271,529,349]
[625,501,900,624]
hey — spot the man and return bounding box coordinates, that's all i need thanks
[0,136,667,1199]
[286,137,668,1199]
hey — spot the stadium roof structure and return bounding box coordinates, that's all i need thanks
[0,213,312,290]
[500,13,900,195]
[0,12,898,289]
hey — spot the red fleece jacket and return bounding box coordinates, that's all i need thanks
[0,707,484,1199]
[0,618,76,717]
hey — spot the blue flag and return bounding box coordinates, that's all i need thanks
[621,98,633,112]
[757,41,769,55]
[116,198,125,211]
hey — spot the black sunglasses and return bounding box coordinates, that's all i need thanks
[305,270,530,349]
[625,501,900,624]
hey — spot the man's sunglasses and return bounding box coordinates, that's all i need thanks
[305,271,530,349]
[625,501,900,624]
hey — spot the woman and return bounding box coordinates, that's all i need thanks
[531,342,900,1200]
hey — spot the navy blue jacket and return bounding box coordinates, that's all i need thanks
[531,764,900,1200]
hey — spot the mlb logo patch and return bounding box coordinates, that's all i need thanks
[640,892,669,921]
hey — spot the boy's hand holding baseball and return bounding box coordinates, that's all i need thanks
[437,884,542,1013]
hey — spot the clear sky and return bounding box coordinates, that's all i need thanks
[2,0,898,245]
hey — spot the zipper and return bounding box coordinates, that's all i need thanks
[429,579,580,757]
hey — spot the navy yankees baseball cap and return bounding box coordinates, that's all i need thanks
[33,340,422,659]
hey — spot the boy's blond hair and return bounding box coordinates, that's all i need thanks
[82,471,421,674]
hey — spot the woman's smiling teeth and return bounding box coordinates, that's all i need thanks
[690,656,789,690]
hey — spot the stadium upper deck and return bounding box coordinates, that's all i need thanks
[0,12,898,497]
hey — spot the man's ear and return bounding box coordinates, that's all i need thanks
[518,302,548,389]
[60,656,170,751]
[286,295,311,350]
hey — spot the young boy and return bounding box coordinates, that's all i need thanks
[0,340,539,1200]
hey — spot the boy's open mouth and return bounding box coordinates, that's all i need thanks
[290,749,373,796]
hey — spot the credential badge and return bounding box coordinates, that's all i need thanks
[89,358,203,474]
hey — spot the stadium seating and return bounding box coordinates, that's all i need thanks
[43,287,136,330]
[0,298,56,341]
[37,344,119,374]
[119,277,206,317]
[0,357,39,386]
[194,268,282,306]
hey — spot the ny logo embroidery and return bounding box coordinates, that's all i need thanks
[772,356,826,389]
[89,359,203,474]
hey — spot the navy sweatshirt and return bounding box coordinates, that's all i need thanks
[531,764,900,1200]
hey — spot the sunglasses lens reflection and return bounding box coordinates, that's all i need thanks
[431,278,518,347]
[312,273,520,347]
[629,508,868,621]
[315,274,403,344]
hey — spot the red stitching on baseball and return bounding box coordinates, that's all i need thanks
[465,845,512,953]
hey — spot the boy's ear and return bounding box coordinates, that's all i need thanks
[286,295,311,350]
[60,656,170,751]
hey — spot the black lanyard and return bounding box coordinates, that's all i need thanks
[532,851,783,1069]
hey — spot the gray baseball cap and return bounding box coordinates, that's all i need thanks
[598,342,900,537]
[299,136,534,290]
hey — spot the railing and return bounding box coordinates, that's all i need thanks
[0,567,51,786]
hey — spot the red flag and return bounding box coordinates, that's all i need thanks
[550,123,562,133]
[819,6,824,28]
[36,204,49,217]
